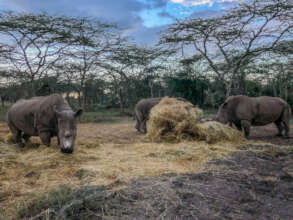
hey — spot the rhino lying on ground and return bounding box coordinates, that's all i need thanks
[134,97,162,134]
[7,94,83,153]
[216,95,291,138]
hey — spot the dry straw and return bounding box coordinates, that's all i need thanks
[147,97,244,143]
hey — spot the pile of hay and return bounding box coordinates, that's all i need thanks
[147,98,244,143]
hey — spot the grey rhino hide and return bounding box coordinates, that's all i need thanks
[7,94,82,153]
[217,95,291,138]
[134,97,163,134]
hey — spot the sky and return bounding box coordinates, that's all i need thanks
[0,0,240,45]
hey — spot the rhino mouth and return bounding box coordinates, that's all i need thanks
[61,148,73,154]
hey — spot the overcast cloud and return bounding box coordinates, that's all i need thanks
[0,0,240,45]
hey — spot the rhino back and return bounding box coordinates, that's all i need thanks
[135,98,162,117]
[251,96,287,125]
[7,98,43,136]
[36,94,70,133]
[7,94,70,136]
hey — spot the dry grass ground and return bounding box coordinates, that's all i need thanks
[0,118,249,218]
[1,117,292,219]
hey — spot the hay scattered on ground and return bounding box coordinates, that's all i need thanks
[3,132,14,144]
[0,121,246,219]
[194,121,245,144]
[147,97,244,143]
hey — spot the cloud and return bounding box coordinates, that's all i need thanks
[170,0,240,7]
[0,0,241,46]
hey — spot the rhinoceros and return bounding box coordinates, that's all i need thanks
[216,95,291,138]
[7,94,83,153]
[134,97,189,133]
[134,97,162,134]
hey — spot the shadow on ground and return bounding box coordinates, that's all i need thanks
[18,145,293,220]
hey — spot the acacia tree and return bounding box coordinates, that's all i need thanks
[63,18,119,109]
[101,43,172,112]
[160,0,293,97]
[0,12,83,95]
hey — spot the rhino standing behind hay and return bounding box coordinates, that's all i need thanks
[7,94,83,153]
[217,95,291,138]
[134,97,163,133]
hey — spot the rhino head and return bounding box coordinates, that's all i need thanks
[216,102,229,124]
[54,107,83,154]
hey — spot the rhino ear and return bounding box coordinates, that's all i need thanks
[53,105,62,118]
[74,109,83,118]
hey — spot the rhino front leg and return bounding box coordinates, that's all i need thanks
[22,133,31,143]
[241,120,251,138]
[39,132,51,146]
[15,130,24,148]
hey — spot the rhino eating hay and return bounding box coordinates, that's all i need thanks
[7,94,83,153]
[134,97,163,133]
[217,95,291,138]
[134,97,189,134]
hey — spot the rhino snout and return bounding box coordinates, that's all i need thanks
[60,139,74,154]
[61,148,73,154]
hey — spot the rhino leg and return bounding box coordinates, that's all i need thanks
[16,131,24,148]
[283,121,290,138]
[241,120,251,138]
[281,106,291,138]
[134,114,140,132]
[234,123,242,131]
[141,118,147,134]
[8,122,24,147]
[22,133,31,142]
[39,132,51,146]
[274,121,284,137]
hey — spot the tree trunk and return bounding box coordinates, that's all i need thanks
[225,80,233,98]
[77,91,82,107]
[119,87,124,113]
[31,79,36,97]
[1,97,4,107]
[149,80,154,98]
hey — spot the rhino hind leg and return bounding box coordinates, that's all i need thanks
[141,118,147,134]
[274,121,284,137]
[281,106,291,138]
[241,120,251,138]
[282,121,290,138]
[8,122,24,148]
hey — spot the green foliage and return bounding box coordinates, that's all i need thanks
[165,72,209,106]
[80,109,133,123]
